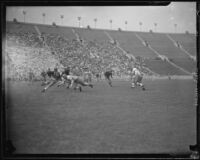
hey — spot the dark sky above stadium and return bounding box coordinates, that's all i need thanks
[6,2,196,34]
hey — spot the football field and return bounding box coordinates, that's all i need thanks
[5,79,196,154]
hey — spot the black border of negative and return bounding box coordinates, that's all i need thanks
[0,0,199,159]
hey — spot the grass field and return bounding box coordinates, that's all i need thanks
[5,79,197,154]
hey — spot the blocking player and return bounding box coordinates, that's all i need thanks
[66,75,93,92]
[41,68,54,86]
[131,67,145,90]
[104,70,113,87]
[41,67,62,92]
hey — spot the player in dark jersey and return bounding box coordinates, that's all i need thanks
[96,73,100,81]
[41,68,62,92]
[41,70,47,81]
[40,70,47,86]
[41,68,54,86]
[46,68,54,78]
[104,70,113,87]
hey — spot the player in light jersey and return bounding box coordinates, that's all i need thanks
[131,67,145,90]
[66,75,93,92]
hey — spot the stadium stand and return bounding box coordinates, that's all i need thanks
[107,30,157,58]
[137,32,189,58]
[6,22,37,34]
[144,59,187,75]
[5,21,196,80]
[74,28,110,44]
[37,24,76,41]
[169,58,196,73]
[168,33,196,56]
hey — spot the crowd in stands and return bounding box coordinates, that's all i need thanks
[6,29,153,81]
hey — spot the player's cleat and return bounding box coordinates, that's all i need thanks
[79,86,82,92]
[142,87,145,90]
[89,84,93,88]
[41,89,46,93]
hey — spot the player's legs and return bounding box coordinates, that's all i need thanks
[66,79,71,88]
[131,75,137,88]
[73,82,82,92]
[136,75,145,90]
[76,78,93,88]
[41,80,51,86]
[105,76,112,87]
[73,82,78,90]
[41,76,46,85]
[57,79,65,87]
[41,79,57,92]
[108,77,112,87]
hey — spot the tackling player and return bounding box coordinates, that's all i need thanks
[131,67,145,90]
[41,68,54,86]
[41,67,62,92]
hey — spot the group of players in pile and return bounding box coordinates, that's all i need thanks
[40,66,145,93]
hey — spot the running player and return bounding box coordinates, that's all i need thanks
[104,70,113,87]
[41,67,62,92]
[131,67,145,90]
[66,75,93,92]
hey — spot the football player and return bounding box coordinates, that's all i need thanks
[104,70,113,87]
[131,67,145,90]
[41,67,62,92]
[66,75,93,92]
